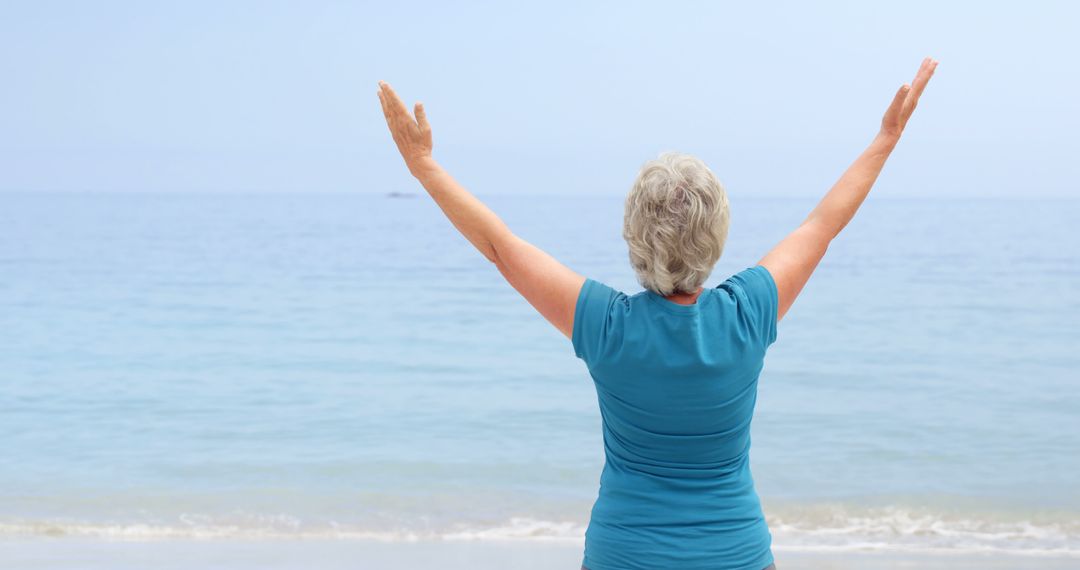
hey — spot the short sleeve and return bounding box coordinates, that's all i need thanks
[571,278,623,364]
[722,265,779,348]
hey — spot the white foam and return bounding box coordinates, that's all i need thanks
[766,504,1080,557]
[1,507,1077,557]
[0,515,585,543]
[441,517,585,542]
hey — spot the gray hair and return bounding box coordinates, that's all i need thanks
[623,151,730,296]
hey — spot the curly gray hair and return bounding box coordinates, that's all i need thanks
[623,151,730,296]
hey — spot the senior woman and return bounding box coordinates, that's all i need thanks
[378,57,937,570]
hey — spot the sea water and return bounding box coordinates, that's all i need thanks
[1,192,1078,557]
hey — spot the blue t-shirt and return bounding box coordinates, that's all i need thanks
[572,265,779,570]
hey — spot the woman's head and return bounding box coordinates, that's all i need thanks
[623,151,730,296]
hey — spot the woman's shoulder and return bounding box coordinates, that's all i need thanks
[715,265,779,347]
[717,265,775,295]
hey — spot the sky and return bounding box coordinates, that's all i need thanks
[0,1,1077,197]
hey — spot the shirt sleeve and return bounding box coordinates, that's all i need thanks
[571,278,623,365]
[724,265,779,348]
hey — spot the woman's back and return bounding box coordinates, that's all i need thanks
[378,56,934,570]
[573,265,779,570]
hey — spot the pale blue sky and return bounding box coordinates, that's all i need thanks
[1,1,1076,196]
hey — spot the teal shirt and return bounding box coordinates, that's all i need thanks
[573,265,779,570]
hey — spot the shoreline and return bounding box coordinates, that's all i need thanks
[4,537,1078,570]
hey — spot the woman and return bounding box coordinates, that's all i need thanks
[378,57,937,570]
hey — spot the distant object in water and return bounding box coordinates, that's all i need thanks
[386,191,417,199]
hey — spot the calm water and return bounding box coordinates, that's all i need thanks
[2,192,1078,556]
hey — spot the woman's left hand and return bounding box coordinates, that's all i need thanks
[378,80,433,175]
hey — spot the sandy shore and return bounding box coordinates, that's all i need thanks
[3,537,1078,570]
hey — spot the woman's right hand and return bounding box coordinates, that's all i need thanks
[880,57,938,141]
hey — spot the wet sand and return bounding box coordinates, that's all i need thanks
[4,537,1078,569]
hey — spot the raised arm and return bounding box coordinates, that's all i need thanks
[377,81,584,339]
[759,57,938,322]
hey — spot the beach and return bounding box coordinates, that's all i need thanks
[5,0,1080,566]
[5,537,1080,570]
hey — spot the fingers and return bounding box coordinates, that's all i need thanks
[415,102,430,132]
[887,83,911,116]
[900,57,937,120]
[378,89,400,140]
[377,89,390,122]
[879,82,910,136]
[909,57,938,99]
[379,80,414,123]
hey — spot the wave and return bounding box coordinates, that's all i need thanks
[0,515,586,543]
[767,504,1080,558]
[2,505,1077,558]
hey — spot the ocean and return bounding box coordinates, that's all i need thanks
[1,191,1078,558]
